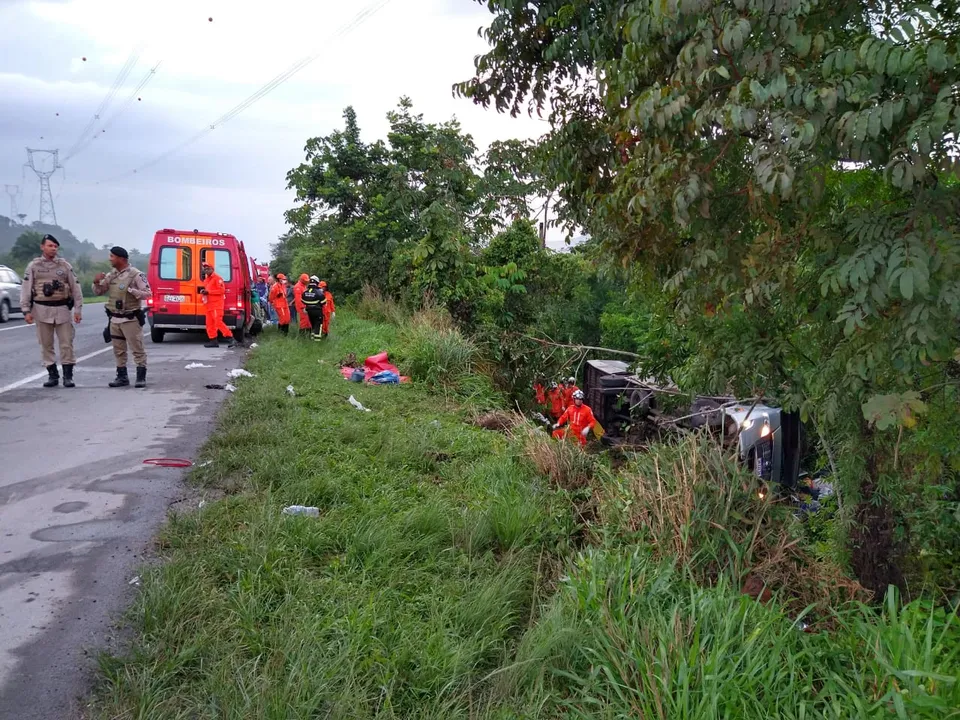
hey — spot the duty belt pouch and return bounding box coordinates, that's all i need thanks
[103,322,112,344]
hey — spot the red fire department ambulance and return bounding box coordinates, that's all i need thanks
[146,228,256,343]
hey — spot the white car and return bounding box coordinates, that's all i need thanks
[0,265,23,323]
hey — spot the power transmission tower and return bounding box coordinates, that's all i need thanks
[4,185,19,221]
[25,149,62,226]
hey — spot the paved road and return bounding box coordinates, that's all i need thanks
[0,319,247,719]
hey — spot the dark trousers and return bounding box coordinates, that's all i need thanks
[306,306,324,339]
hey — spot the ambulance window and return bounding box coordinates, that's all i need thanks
[201,249,232,281]
[159,247,192,280]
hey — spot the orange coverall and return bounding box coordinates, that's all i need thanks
[562,384,581,410]
[322,290,335,336]
[547,386,565,420]
[269,282,291,325]
[534,383,546,405]
[201,272,234,340]
[293,281,310,330]
[552,403,597,447]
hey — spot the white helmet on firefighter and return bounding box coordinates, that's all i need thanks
[572,389,585,401]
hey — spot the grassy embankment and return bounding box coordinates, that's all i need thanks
[93,308,960,719]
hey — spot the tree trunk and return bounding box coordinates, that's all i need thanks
[849,426,907,601]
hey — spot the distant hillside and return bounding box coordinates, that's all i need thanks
[0,215,147,265]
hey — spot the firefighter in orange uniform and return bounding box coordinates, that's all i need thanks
[319,280,335,337]
[561,376,580,410]
[552,390,596,447]
[199,262,236,348]
[269,273,291,334]
[293,273,310,336]
[546,382,565,420]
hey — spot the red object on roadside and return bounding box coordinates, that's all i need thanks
[143,458,194,468]
[339,352,410,383]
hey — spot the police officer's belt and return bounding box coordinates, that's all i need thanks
[34,299,71,307]
[106,308,140,320]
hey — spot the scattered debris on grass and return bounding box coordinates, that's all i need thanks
[227,369,255,379]
[348,395,371,412]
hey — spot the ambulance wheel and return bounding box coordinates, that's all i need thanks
[151,328,165,343]
[232,324,245,344]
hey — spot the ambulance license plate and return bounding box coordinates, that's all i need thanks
[164,294,186,303]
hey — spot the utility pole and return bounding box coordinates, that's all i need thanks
[25,148,62,226]
[4,185,19,222]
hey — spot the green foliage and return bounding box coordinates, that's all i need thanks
[461,0,960,599]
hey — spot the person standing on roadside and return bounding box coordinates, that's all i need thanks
[319,280,335,338]
[264,275,278,322]
[561,375,580,410]
[269,273,291,334]
[93,246,151,388]
[301,275,327,341]
[20,234,83,388]
[293,273,310,337]
[199,262,237,349]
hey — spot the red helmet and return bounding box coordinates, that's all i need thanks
[299,273,309,283]
[319,281,327,288]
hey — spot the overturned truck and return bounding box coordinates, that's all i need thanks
[584,360,807,490]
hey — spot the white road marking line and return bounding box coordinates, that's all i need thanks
[0,329,149,396]
[0,323,31,333]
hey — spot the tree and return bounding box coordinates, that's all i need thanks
[460,0,960,598]
[9,231,44,268]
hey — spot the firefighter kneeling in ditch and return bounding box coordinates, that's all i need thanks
[552,389,601,447]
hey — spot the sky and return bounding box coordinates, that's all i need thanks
[0,0,565,261]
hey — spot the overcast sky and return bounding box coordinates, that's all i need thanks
[0,0,562,261]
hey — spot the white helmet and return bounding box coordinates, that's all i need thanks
[309,275,320,283]
[572,389,585,401]
[567,376,577,385]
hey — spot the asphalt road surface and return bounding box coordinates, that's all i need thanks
[0,316,247,719]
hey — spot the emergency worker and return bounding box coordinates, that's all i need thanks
[533,376,546,407]
[293,273,310,336]
[301,275,327,341]
[20,234,83,388]
[319,280,335,338]
[561,376,580,410]
[546,382,565,420]
[552,390,596,447]
[199,262,237,348]
[93,246,151,388]
[269,274,291,334]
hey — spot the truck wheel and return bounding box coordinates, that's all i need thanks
[0,300,9,323]
[232,323,245,344]
[151,327,165,343]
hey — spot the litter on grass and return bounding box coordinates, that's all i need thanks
[348,395,371,412]
[128,576,141,586]
[185,362,213,369]
[282,505,320,517]
[250,343,259,348]
[227,369,255,379]
[225,383,237,393]
[286,385,296,396]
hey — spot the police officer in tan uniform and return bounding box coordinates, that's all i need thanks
[93,246,151,388]
[19,234,83,388]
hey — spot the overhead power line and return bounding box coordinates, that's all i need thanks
[64,45,143,162]
[99,61,163,133]
[97,0,393,184]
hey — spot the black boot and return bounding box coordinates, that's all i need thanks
[62,364,75,388]
[204,339,219,348]
[135,367,147,388]
[43,364,59,388]
[109,367,129,388]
